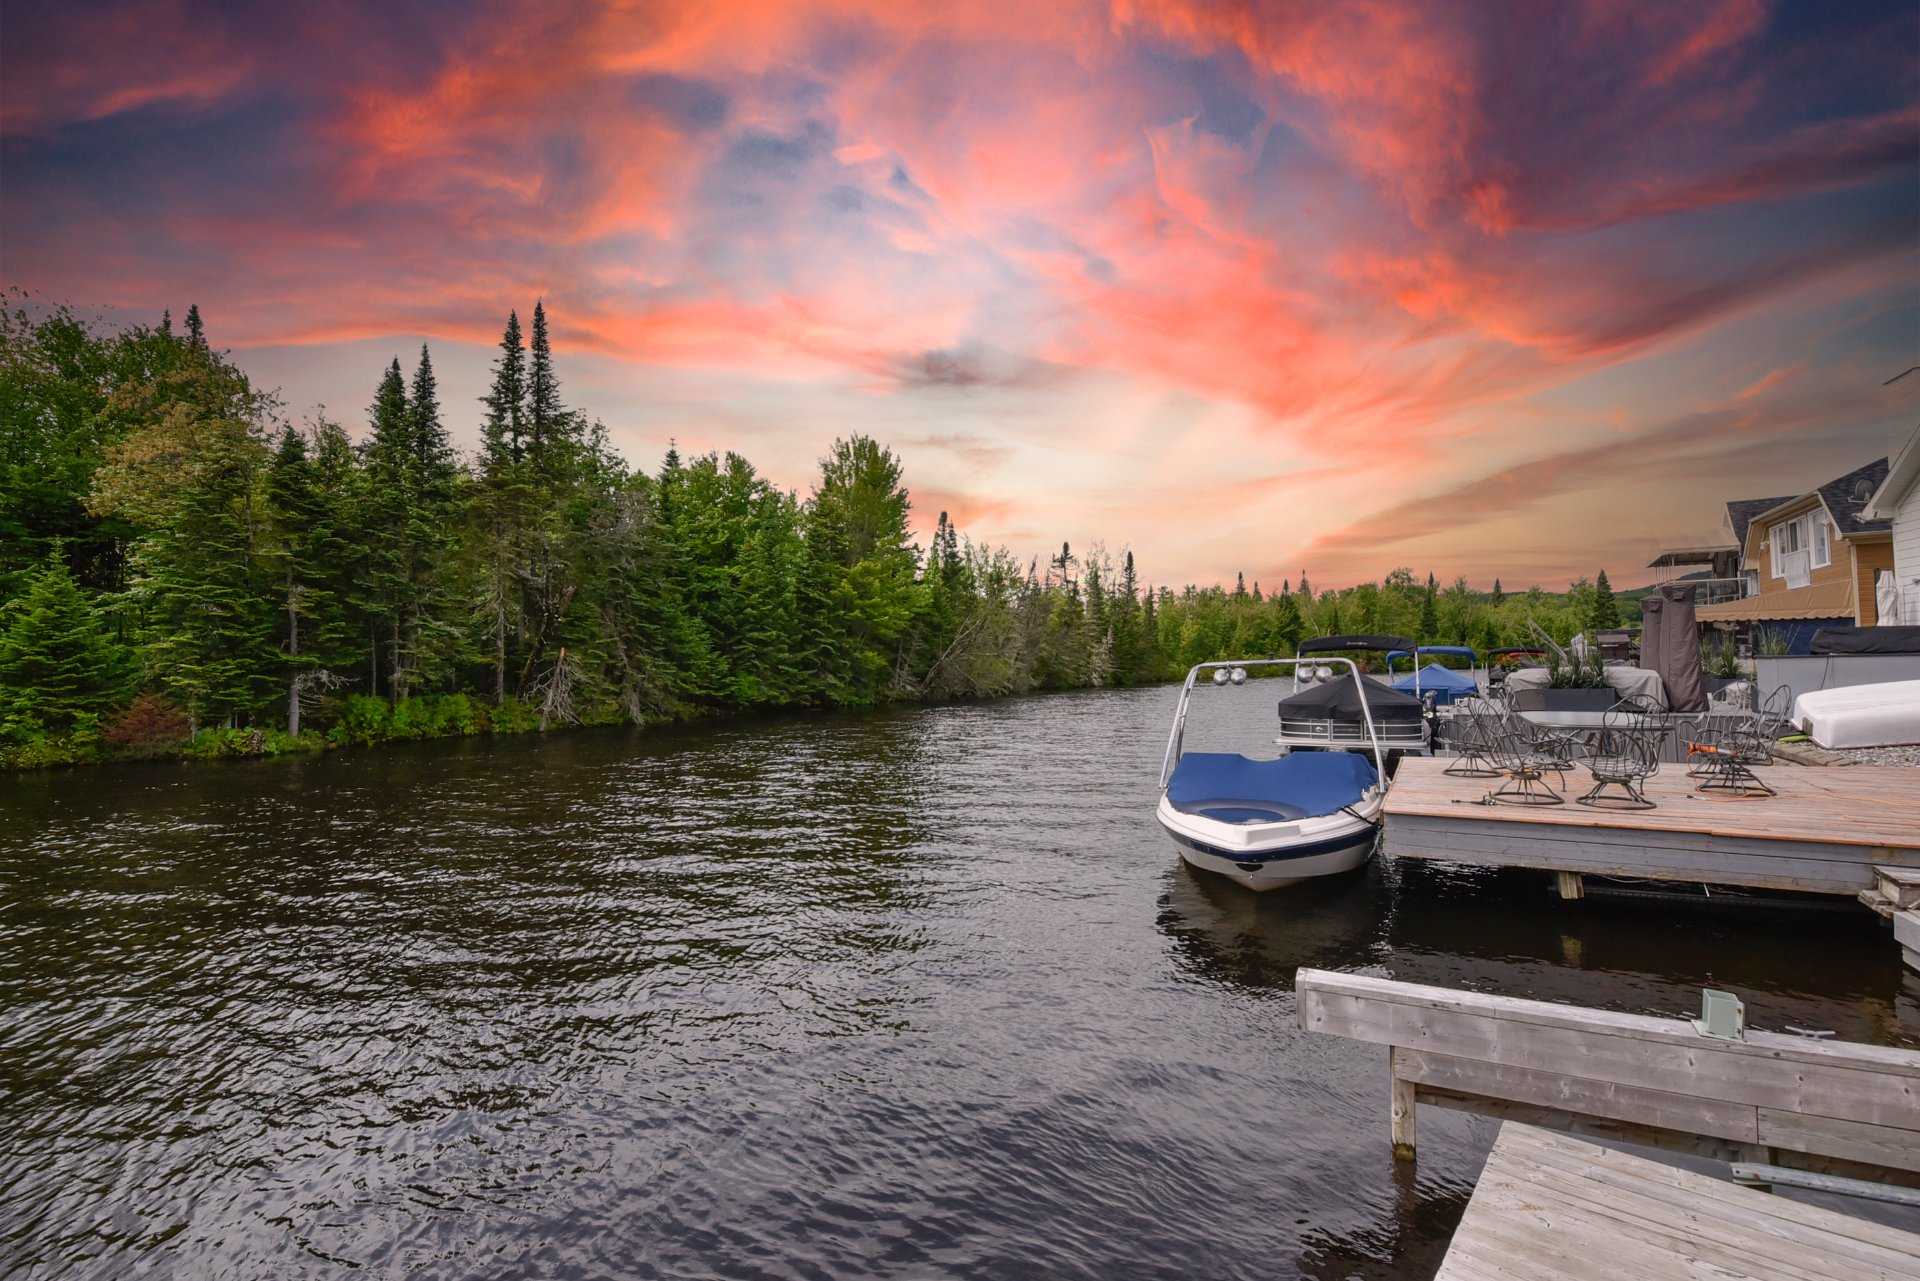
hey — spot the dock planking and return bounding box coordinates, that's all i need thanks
[1436,1123,1920,1281]
[1382,756,1920,895]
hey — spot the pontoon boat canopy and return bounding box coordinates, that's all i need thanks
[1275,675,1424,723]
[1297,634,1415,654]
[1385,646,1479,665]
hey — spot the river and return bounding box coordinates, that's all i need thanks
[3,684,1915,1278]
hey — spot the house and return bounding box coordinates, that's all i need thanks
[1860,423,1920,625]
[1695,456,1894,653]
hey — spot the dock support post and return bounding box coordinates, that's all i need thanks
[1556,871,1585,901]
[1389,1048,1417,1161]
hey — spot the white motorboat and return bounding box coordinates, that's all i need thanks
[1156,657,1391,891]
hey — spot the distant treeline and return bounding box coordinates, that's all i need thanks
[0,299,1623,768]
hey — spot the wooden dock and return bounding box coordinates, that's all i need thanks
[1295,968,1920,1180]
[1383,756,1920,897]
[1437,1123,1920,1280]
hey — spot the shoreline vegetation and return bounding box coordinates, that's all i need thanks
[2,297,1623,773]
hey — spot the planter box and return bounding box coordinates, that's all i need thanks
[1509,688,1619,714]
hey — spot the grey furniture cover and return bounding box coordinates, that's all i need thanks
[1642,585,1706,712]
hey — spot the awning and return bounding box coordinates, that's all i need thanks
[1646,545,1737,570]
[1696,579,1854,622]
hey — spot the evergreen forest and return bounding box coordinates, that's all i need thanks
[0,299,1627,769]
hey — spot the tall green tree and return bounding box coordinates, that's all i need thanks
[0,553,130,737]
[1589,568,1621,630]
[266,425,355,734]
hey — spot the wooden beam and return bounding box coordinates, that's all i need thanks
[1390,1047,1417,1161]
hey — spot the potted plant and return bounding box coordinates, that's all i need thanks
[1512,647,1619,712]
[1699,637,1748,695]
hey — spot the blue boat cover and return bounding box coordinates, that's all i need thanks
[1390,662,1478,705]
[1166,751,1378,824]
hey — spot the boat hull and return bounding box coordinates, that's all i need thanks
[1156,795,1379,892]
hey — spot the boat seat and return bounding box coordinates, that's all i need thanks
[1165,752,1377,824]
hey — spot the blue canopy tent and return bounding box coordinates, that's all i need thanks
[1385,646,1482,706]
[1390,663,1478,705]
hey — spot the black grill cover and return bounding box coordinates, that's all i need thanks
[1810,626,1920,655]
[1276,675,1425,723]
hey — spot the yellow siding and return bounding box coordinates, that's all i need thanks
[1853,540,1893,625]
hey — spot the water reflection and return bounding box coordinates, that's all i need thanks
[1157,860,1385,990]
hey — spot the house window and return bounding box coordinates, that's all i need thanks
[1770,517,1802,578]
[1810,513,1830,568]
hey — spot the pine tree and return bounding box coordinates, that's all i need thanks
[527,300,569,463]
[1491,578,1504,605]
[266,425,355,734]
[0,553,129,735]
[482,311,527,465]
[362,358,413,698]
[127,414,277,726]
[184,304,205,348]
[1589,568,1621,630]
[1418,581,1439,643]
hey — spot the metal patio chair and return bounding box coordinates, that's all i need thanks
[1576,696,1663,810]
[1739,684,1792,766]
[1684,708,1776,798]
[1484,706,1568,806]
[1487,690,1587,772]
[1441,699,1501,778]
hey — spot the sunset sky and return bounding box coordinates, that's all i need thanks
[4,0,1916,590]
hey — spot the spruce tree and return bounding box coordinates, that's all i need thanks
[1491,578,1504,605]
[527,300,569,463]
[482,311,527,465]
[267,426,355,733]
[1589,568,1621,630]
[363,358,413,697]
[0,553,129,735]
[128,413,277,727]
[184,304,205,348]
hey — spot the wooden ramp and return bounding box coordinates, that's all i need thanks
[1383,756,1920,895]
[1438,1123,1920,1281]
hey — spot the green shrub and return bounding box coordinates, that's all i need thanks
[489,697,539,735]
[334,694,392,747]
[263,730,326,755]
[1,731,103,769]
[185,728,268,758]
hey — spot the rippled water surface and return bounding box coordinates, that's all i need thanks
[4,686,1916,1279]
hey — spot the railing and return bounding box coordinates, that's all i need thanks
[1653,576,1748,605]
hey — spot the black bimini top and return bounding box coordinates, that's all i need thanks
[1297,634,1416,655]
[1275,675,1425,723]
